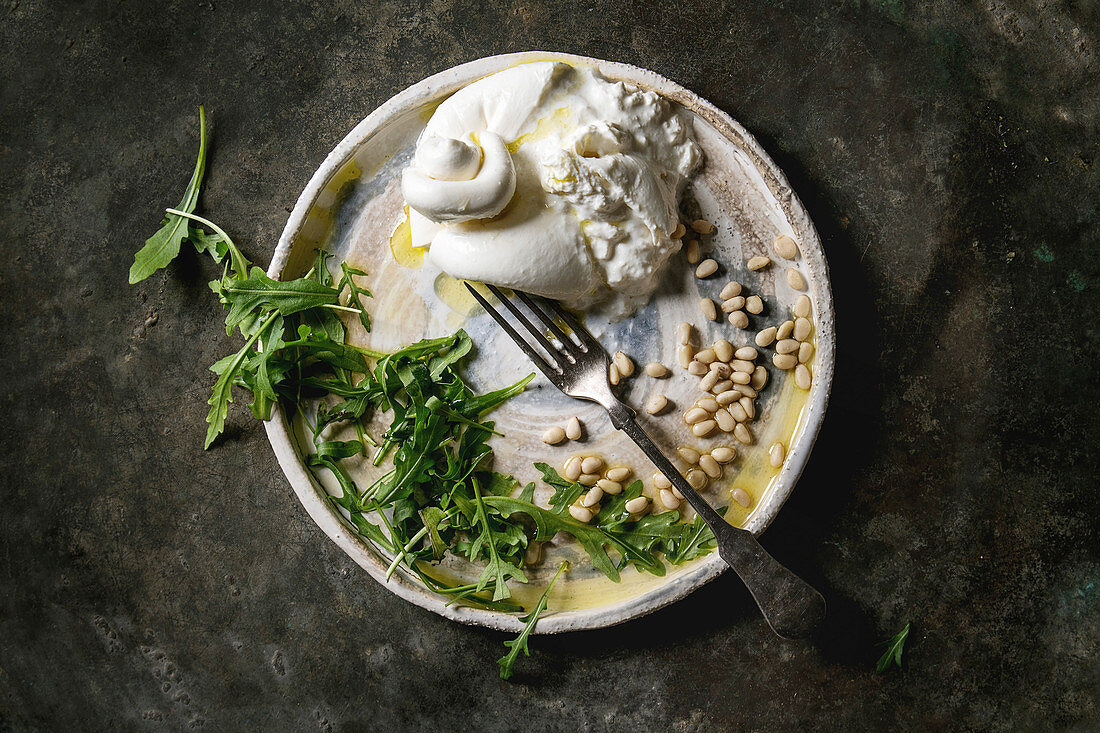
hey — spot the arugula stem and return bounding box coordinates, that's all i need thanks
[165,207,249,278]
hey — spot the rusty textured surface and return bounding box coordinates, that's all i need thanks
[1,1,1097,730]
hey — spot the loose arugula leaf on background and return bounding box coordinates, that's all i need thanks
[875,622,911,674]
[129,106,208,284]
[498,561,568,681]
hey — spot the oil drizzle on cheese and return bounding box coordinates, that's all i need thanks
[388,205,424,268]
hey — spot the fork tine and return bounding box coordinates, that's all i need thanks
[484,285,569,367]
[464,283,561,377]
[513,291,583,356]
[538,296,605,354]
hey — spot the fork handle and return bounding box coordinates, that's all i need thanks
[609,406,826,639]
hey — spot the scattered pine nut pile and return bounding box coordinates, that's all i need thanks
[536,220,816,527]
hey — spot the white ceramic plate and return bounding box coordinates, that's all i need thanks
[264,52,834,634]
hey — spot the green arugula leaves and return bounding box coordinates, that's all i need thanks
[498,561,568,680]
[129,106,210,284]
[875,622,911,674]
[134,106,726,681]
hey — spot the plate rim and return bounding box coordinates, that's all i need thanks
[264,50,835,634]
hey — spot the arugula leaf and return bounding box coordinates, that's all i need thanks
[484,496,666,581]
[338,262,373,332]
[214,267,343,336]
[498,561,568,681]
[875,622,910,674]
[663,507,726,564]
[129,106,208,284]
[534,463,584,516]
[204,310,279,448]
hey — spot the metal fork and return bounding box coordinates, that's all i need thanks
[466,283,826,639]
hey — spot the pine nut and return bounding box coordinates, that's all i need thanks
[692,419,717,437]
[565,416,583,441]
[769,442,786,468]
[734,346,758,361]
[721,296,745,313]
[653,472,672,490]
[799,341,814,363]
[569,504,595,522]
[739,396,755,419]
[677,344,693,369]
[685,239,701,264]
[691,218,714,234]
[731,487,751,508]
[699,454,722,478]
[711,446,737,463]
[730,371,751,385]
[728,310,749,329]
[579,473,600,486]
[777,320,795,339]
[677,321,693,346]
[597,478,622,495]
[747,255,771,271]
[672,222,686,240]
[695,348,717,364]
[609,362,621,385]
[671,485,685,499]
[755,326,777,347]
[606,466,632,483]
[776,339,799,355]
[774,234,800,259]
[697,397,720,413]
[719,281,742,299]
[698,370,720,392]
[659,489,682,510]
[731,359,755,373]
[613,351,635,377]
[793,317,812,342]
[645,362,670,378]
[716,389,739,405]
[645,393,669,415]
[793,294,812,318]
[734,383,758,398]
[524,541,543,566]
[773,353,797,370]
[684,407,709,424]
[695,259,718,278]
[687,360,708,376]
[786,268,807,291]
[713,339,734,362]
[581,486,604,507]
[564,456,583,481]
[626,496,650,514]
[728,402,748,423]
[795,363,812,389]
[581,456,604,474]
[699,297,717,321]
[709,362,732,377]
[714,407,736,432]
[542,426,566,445]
[678,446,701,464]
[751,365,768,390]
[686,469,707,489]
[745,295,763,314]
[734,422,753,445]
[712,379,734,393]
